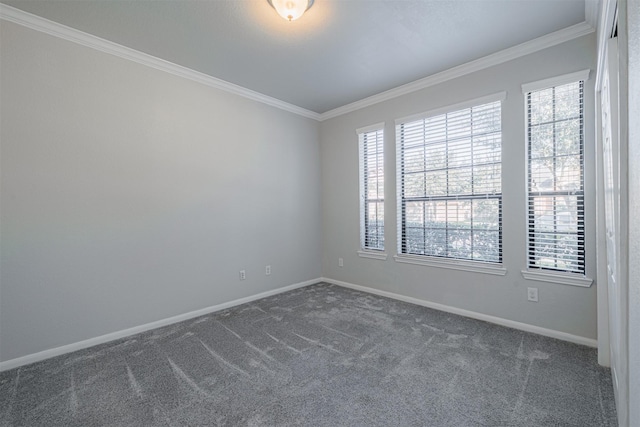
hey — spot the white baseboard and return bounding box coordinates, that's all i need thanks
[320,277,598,348]
[0,278,321,372]
[0,276,597,371]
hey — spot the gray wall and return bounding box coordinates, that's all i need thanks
[0,22,322,362]
[320,34,598,340]
[0,18,601,364]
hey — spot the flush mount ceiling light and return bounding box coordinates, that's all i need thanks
[267,0,314,21]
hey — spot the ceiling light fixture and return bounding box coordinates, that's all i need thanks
[267,0,314,21]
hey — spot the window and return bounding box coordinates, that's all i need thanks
[526,79,585,274]
[358,125,384,251]
[396,95,503,264]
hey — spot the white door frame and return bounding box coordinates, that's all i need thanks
[595,0,619,371]
[595,1,632,426]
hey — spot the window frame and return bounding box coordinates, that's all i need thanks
[357,123,387,259]
[394,92,507,275]
[521,70,593,287]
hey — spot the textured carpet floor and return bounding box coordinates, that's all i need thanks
[0,283,617,426]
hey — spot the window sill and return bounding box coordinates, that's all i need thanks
[393,254,507,276]
[357,250,388,260]
[521,270,593,287]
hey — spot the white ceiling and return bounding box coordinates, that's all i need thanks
[2,0,588,114]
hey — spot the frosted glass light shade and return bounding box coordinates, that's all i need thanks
[267,0,314,21]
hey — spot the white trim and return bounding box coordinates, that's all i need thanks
[395,91,506,125]
[321,277,597,347]
[595,88,611,367]
[595,0,618,91]
[522,73,591,288]
[0,278,320,372]
[358,127,385,253]
[320,22,595,121]
[357,250,388,260]
[0,3,595,123]
[0,4,321,121]
[0,276,598,371]
[394,254,507,276]
[521,270,593,287]
[356,122,385,136]
[585,0,600,29]
[521,69,591,93]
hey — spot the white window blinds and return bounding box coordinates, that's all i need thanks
[359,127,384,251]
[526,81,585,274]
[396,100,502,263]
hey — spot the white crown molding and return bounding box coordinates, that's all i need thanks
[0,4,322,121]
[321,277,597,348]
[319,21,596,121]
[0,278,321,371]
[0,3,596,123]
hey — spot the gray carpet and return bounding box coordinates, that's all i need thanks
[0,283,617,426]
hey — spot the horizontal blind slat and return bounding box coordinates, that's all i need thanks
[360,128,385,251]
[526,80,585,274]
[397,100,502,263]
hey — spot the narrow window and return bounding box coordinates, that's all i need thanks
[358,126,385,251]
[526,80,585,274]
[397,99,502,263]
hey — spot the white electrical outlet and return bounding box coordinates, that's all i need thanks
[338,258,344,267]
[527,287,538,302]
[265,265,271,275]
[239,270,246,281]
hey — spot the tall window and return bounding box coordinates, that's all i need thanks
[358,126,384,251]
[526,80,585,274]
[396,97,502,263]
